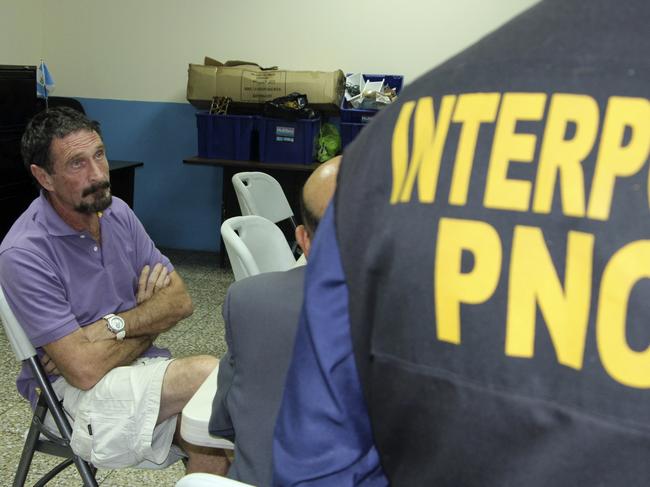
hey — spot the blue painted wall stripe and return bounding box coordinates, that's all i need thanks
[79,98,222,252]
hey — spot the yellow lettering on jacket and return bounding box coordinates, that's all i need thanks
[484,93,547,212]
[390,96,456,204]
[449,93,500,206]
[386,92,650,389]
[390,100,416,204]
[391,93,650,220]
[587,97,650,220]
[532,94,599,217]
[505,226,594,369]
[597,241,650,388]
[435,218,502,344]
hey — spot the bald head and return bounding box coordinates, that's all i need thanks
[296,156,341,259]
[301,156,341,236]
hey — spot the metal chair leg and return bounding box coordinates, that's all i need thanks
[34,458,74,487]
[13,396,48,486]
[18,358,99,487]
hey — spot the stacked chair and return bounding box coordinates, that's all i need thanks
[231,172,299,255]
[222,171,303,281]
[221,215,297,281]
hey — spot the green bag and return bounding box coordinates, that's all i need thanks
[316,123,341,162]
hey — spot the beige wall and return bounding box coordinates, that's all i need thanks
[4,0,538,102]
[0,0,44,66]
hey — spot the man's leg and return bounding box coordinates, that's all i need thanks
[158,355,230,475]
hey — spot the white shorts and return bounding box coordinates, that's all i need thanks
[51,356,184,469]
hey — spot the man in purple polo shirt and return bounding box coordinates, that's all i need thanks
[0,107,229,474]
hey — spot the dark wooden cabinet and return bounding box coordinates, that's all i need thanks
[0,65,39,241]
[0,174,38,239]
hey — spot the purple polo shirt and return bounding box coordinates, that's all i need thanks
[0,192,172,406]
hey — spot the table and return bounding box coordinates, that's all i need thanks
[183,157,320,266]
[180,364,234,450]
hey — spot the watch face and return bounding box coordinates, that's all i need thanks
[108,316,125,332]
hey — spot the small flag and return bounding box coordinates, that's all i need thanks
[36,60,55,99]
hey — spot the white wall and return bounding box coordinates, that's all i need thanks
[1,0,540,251]
[39,0,538,103]
[0,0,44,65]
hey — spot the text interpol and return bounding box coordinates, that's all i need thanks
[390,92,650,389]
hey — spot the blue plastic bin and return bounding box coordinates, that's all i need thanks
[258,117,321,164]
[340,122,365,148]
[340,74,404,124]
[196,112,257,160]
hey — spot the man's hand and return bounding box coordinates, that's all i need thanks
[41,352,60,375]
[38,266,189,391]
[83,263,171,343]
[137,263,171,304]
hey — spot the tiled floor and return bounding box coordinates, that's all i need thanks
[0,249,234,486]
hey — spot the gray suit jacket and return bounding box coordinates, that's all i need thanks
[210,266,305,486]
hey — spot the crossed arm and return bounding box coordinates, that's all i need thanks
[42,264,193,390]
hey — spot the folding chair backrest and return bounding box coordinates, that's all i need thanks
[232,172,295,226]
[221,215,297,281]
[0,286,37,361]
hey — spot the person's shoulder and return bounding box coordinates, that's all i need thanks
[236,265,304,287]
[0,201,48,256]
[225,267,305,336]
[0,229,54,289]
[229,266,305,299]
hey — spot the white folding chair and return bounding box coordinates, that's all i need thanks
[221,215,297,281]
[0,286,98,487]
[176,472,254,487]
[231,172,299,253]
[231,172,297,228]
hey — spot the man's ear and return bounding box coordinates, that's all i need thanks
[295,224,311,259]
[30,164,53,191]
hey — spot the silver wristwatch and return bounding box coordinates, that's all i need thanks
[103,313,126,340]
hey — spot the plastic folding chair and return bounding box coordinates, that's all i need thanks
[221,215,297,281]
[176,472,254,486]
[231,172,299,254]
[0,286,98,487]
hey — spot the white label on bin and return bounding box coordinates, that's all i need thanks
[361,115,372,123]
[276,126,295,143]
